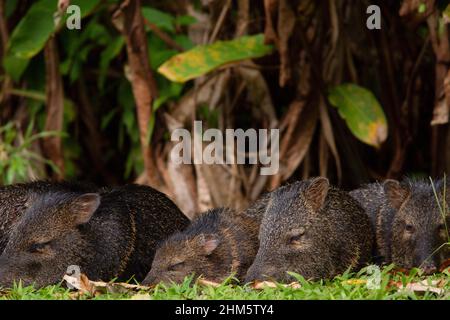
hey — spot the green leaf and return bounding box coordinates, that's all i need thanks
[175,15,197,26]
[147,33,178,69]
[70,0,101,18]
[158,34,274,83]
[328,84,388,148]
[418,3,427,14]
[2,55,30,82]
[153,81,184,110]
[151,49,178,69]
[7,0,57,59]
[142,7,175,32]
[4,0,100,81]
[174,34,194,50]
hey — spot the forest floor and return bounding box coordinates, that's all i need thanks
[0,266,448,300]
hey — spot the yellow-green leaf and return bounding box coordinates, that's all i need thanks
[158,34,273,83]
[444,4,450,23]
[328,84,388,148]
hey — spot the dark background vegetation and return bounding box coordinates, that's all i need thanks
[0,0,449,218]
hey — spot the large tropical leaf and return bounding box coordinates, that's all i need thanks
[4,0,100,80]
[2,55,29,82]
[7,0,57,59]
[328,84,388,148]
[158,34,274,83]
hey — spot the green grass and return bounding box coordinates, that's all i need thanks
[0,266,448,300]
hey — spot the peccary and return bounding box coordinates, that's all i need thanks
[143,202,264,285]
[0,184,189,288]
[0,181,97,253]
[245,177,374,283]
[350,178,450,273]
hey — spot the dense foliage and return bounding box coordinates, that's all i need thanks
[1,1,450,216]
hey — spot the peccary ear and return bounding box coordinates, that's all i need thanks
[305,177,330,212]
[198,234,220,256]
[383,180,409,210]
[72,193,101,225]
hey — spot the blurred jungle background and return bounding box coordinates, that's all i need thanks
[0,0,449,218]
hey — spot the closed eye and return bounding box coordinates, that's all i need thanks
[29,241,52,253]
[289,235,303,245]
[168,261,185,271]
[288,227,306,246]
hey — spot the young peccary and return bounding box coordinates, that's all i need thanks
[0,181,97,253]
[245,177,374,283]
[143,202,264,285]
[0,184,189,288]
[350,178,450,273]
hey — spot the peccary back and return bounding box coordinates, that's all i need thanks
[0,184,189,288]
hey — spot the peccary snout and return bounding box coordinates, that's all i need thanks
[0,257,12,288]
[420,262,437,275]
[244,257,281,283]
[0,254,43,288]
[414,241,439,274]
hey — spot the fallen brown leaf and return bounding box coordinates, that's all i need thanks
[197,279,222,288]
[287,282,301,289]
[251,281,300,290]
[63,273,151,296]
[252,281,278,289]
[402,280,446,295]
[129,293,152,300]
[389,279,447,295]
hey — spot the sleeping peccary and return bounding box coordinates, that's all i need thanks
[350,178,450,273]
[142,195,268,285]
[0,183,189,288]
[0,181,97,254]
[245,177,374,283]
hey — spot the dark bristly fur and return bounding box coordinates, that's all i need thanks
[245,177,374,283]
[0,183,189,288]
[350,178,450,273]
[143,202,263,285]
